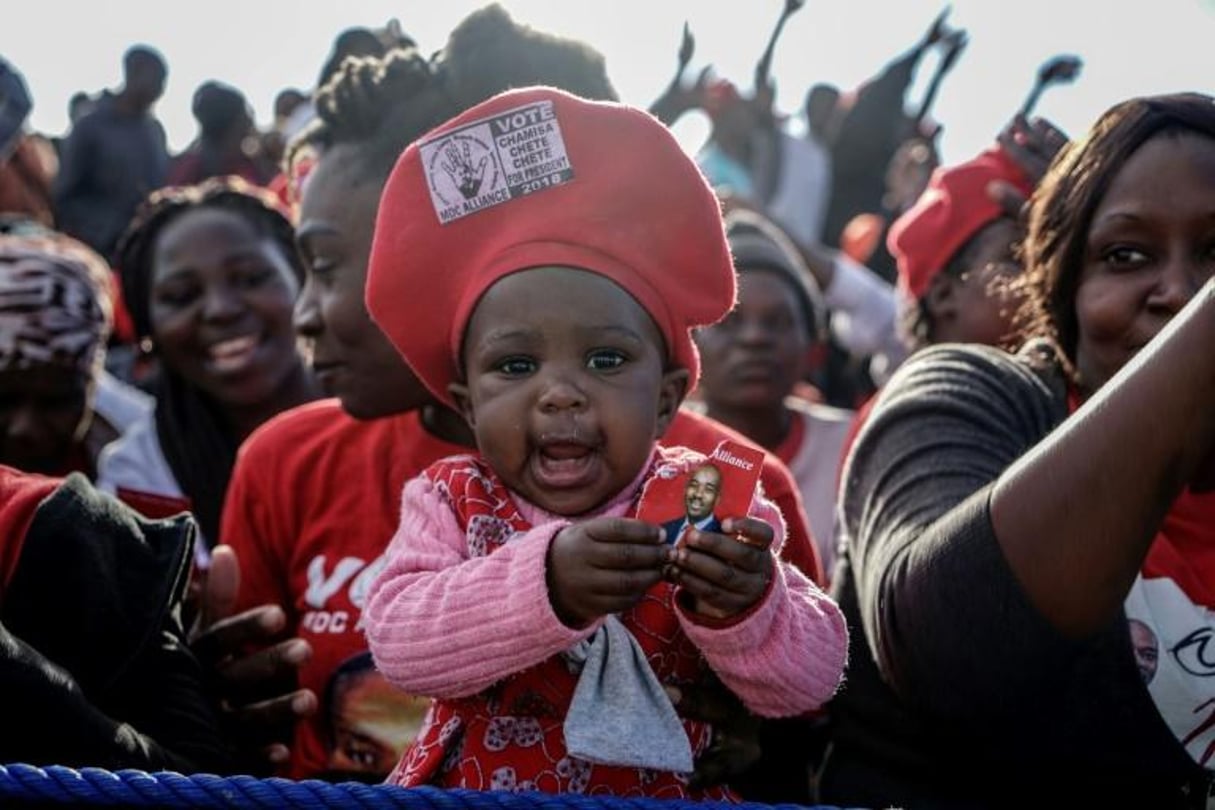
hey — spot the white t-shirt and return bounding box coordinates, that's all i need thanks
[92,369,154,433]
[766,132,832,251]
[97,411,209,565]
[782,397,855,581]
[824,253,908,385]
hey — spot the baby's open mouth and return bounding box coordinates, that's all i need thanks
[533,440,598,489]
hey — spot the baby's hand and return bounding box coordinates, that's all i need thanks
[547,517,672,627]
[668,517,775,620]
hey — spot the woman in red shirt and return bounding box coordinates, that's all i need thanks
[207,6,819,783]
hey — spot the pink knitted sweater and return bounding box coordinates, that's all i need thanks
[364,451,848,719]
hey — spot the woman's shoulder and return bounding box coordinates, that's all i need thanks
[239,401,454,472]
[847,342,1071,480]
[239,399,358,458]
[877,341,1066,413]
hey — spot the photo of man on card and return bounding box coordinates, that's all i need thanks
[661,463,723,544]
[639,440,766,546]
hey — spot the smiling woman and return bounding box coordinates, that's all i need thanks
[822,93,1215,808]
[97,177,318,551]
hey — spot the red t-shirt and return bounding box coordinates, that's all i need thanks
[222,400,466,780]
[223,402,822,779]
[666,410,824,585]
[0,466,59,591]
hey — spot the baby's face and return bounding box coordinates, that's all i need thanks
[450,266,685,516]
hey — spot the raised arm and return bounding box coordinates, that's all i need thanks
[910,29,967,130]
[648,23,710,128]
[992,284,1215,636]
[752,0,806,108]
[845,284,1215,715]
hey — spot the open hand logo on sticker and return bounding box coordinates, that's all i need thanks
[418,100,573,225]
[428,134,502,206]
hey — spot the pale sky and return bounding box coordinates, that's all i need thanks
[4,1,1214,165]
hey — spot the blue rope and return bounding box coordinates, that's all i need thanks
[0,765,838,809]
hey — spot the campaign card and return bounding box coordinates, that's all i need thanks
[637,439,765,545]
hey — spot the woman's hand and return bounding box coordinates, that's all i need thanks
[547,518,672,627]
[668,517,775,619]
[987,116,1069,223]
[189,545,317,773]
[998,115,1070,186]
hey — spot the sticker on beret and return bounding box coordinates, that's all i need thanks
[419,100,574,224]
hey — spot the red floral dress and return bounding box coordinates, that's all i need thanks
[388,453,736,800]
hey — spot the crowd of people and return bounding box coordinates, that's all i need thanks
[0,3,1212,808]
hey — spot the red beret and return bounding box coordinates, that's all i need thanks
[887,145,1033,300]
[366,86,736,408]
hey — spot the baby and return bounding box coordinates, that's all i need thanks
[362,87,846,798]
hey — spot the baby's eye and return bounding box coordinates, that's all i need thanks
[496,356,536,376]
[586,350,626,371]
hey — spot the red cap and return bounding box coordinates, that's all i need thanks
[887,145,1033,300]
[366,86,736,408]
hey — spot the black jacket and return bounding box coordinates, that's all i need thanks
[0,473,228,773]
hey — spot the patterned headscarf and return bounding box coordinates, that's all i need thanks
[0,232,112,375]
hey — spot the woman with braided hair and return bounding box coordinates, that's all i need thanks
[97,177,318,555]
[211,10,620,780]
[203,4,819,783]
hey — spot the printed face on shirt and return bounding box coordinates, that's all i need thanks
[295,147,432,419]
[149,206,303,408]
[1074,132,1215,394]
[695,268,810,413]
[450,266,688,516]
[684,464,722,522]
[1128,619,1159,685]
[0,365,90,474]
[326,654,427,777]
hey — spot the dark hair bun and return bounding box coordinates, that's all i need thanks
[439,3,618,109]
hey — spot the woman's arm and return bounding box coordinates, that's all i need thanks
[992,283,1215,636]
[844,289,1215,718]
